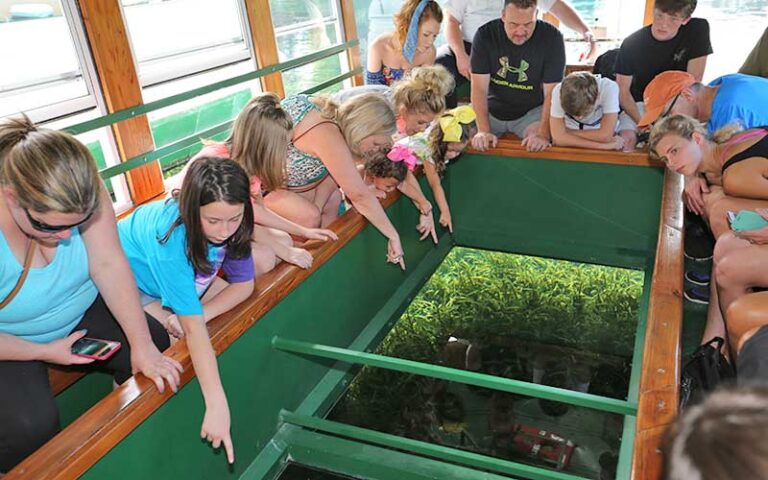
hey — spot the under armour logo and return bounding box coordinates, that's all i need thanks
[497,57,529,82]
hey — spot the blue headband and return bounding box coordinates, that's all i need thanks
[402,0,429,64]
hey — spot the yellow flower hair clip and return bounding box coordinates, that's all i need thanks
[439,105,477,143]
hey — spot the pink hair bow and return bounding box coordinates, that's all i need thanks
[387,144,417,171]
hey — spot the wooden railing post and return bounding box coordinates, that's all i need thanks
[79,0,164,204]
[644,0,656,26]
[339,0,364,87]
[244,0,286,97]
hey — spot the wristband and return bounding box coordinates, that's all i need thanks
[584,31,596,43]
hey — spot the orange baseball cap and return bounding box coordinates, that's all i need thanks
[637,71,697,127]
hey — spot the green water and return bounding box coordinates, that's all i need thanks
[328,247,645,479]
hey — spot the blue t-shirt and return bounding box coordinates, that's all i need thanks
[118,200,254,316]
[708,74,768,133]
[0,228,98,343]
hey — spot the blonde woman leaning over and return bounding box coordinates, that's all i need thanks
[264,93,406,269]
[334,64,455,137]
[171,93,338,275]
[0,116,181,473]
[366,0,443,86]
[649,115,768,239]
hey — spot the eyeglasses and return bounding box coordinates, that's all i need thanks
[658,93,681,122]
[24,208,93,233]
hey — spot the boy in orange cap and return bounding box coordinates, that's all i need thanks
[613,0,711,150]
[640,71,768,134]
[643,71,768,217]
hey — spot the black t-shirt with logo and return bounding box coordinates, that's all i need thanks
[471,19,565,121]
[615,18,712,102]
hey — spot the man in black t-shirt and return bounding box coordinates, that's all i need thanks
[614,0,712,150]
[470,0,565,152]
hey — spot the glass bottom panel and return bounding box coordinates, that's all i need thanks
[375,247,644,401]
[278,463,360,480]
[329,369,623,479]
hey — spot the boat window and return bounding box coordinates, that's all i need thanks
[270,0,348,96]
[0,0,99,123]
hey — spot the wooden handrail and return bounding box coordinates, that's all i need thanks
[469,135,664,168]
[631,170,684,480]
[7,189,406,480]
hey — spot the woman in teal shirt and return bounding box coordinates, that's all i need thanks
[0,116,181,473]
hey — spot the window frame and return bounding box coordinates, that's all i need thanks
[120,0,256,88]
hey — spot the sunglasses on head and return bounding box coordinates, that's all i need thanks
[658,93,681,122]
[24,208,93,233]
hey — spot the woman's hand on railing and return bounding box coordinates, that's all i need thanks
[283,246,314,269]
[301,227,338,242]
[387,236,406,270]
[439,209,453,233]
[131,341,183,394]
[201,397,234,464]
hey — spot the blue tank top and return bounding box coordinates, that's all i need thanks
[0,228,97,343]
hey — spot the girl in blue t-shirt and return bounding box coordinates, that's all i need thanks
[118,156,255,464]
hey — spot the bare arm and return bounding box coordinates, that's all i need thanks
[470,73,498,151]
[366,35,386,73]
[179,313,234,463]
[202,280,254,322]
[446,14,470,79]
[549,0,591,36]
[82,185,181,391]
[616,74,641,123]
[550,115,621,149]
[397,171,432,214]
[300,123,403,266]
[536,83,557,140]
[564,113,619,142]
[423,160,452,232]
[687,56,708,82]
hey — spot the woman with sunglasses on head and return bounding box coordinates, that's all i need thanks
[0,115,182,473]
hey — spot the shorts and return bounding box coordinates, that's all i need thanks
[617,101,645,132]
[489,106,544,139]
[738,323,768,384]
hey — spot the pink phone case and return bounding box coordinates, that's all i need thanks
[71,337,122,361]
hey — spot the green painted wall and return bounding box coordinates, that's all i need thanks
[79,197,439,479]
[448,154,664,269]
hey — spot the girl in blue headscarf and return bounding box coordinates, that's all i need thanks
[366,0,443,86]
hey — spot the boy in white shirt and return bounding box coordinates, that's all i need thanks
[550,71,625,150]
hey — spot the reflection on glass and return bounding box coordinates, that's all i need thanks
[328,248,638,478]
[269,0,336,31]
[330,369,623,479]
[373,248,644,400]
[283,55,344,97]
[0,0,89,116]
[278,463,359,480]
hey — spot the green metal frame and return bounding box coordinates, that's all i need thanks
[281,412,589,480]
[272,337,636,416]
[65,41,359,136]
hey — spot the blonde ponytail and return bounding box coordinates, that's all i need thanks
[392,64,455,115]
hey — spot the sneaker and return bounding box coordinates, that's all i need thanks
[684,216,715,262]
[685,270,711,286]
[684,286,710,304]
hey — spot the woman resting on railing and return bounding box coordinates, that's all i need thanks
[650,114,768,351]
[366,0,443,86]
[118,157,256,464]
[0,116,181,473]
[171,93,338,275]
[264,93,406,269]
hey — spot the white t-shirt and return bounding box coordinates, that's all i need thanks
[443,0,556,42]
[550,76,620,131]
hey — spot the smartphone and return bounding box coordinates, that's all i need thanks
[727,210,736,226]
[71,337,122,361]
